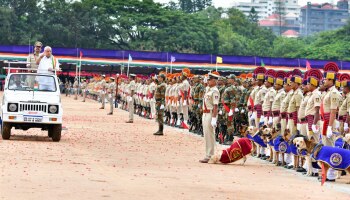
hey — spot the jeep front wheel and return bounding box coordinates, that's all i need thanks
[50,124,62,142]
[2,122,11,140]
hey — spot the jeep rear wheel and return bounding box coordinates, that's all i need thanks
[50,124,62,142]
[2,122,11,140]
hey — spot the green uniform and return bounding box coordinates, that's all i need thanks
[155,81,166,132]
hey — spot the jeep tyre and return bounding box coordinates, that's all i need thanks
[1,122,11,140]
[50,124,62,142]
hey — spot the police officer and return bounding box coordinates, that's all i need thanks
[107,77,117,115]
[126,74,136,123]
[320,71,341,181]
[81,79,87,102]
[154,74,167,136]
[199,72,220,163]
[99,75,107,109]
[73,78,79,100]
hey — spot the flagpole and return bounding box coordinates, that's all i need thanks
[170,61,173,73]
[79,55,82,88]
[127,61,130,77]
[216,61,218,72]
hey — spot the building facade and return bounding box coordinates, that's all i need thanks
[300,1,349,36]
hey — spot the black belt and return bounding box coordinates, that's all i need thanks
[300,118,307,123]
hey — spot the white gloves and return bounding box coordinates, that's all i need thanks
[335,121,340,129]
[260,116,265,123]
[228,109,234,116]
[297,123,301,131]
[326,126,333,138]
[143,97,146,101]
[211,117,217,128]
[160,104,164,110]
[198,104,201,108]
[250,112,256,120]
[108,94,112,98]
[183,101,187,106]
[204,77,208,83]
[218,110,223,115]
[128,96,133,102]
[235,108,239,112]
[177,101,180,106]
[268,117,273,125]
[241,109,245,113]
[312,124,318,133]
[172,102,175,107]
[344,123,349,132]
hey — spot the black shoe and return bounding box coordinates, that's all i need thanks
[284,165,293,169]
[261,156,270,160]
[341,170,347,176]
[296,167,307,173]
[153,131,164,136]
[318,177,335,182]
[107,112,113,115]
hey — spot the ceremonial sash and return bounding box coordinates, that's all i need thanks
[222,99,233,121]
[248,96,254,108]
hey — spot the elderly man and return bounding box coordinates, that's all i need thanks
[35,46,59,90]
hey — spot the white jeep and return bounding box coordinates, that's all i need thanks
[1,71,63,142]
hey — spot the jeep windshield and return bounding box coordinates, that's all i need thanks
[7,74,57,92]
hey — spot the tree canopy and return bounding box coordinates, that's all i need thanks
[0,0,349,61]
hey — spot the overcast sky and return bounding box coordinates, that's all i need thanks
[154,0,336,7]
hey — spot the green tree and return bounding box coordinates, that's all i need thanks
[248,7,259,23]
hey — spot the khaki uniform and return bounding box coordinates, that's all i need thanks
[202,86,220,159]
[287,88,303,135]
[298,92,311,136]
[26,53,40,87]
[339,93,350,134]
[181,79,191,123]
[271,89,286,130]
[253,85,267,128]
[305,89,321,141]
[149,82,156,118]
[81,82,87,102]
[73,80,79,100]
[262,87,276,126]
[128,80,136,121]
[247,86,258,126]
[280,90,293,135]
[100,79,107,108]
[107,82,116,114]
[320,86,340,146]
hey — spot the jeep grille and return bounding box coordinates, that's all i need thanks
[20,104,47,112]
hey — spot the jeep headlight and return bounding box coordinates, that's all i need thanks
[8,103,18,112]
[48,105,58,114]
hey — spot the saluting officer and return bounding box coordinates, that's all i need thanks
[199,72,220,163]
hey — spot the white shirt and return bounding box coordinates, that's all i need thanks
[38,55,59,74]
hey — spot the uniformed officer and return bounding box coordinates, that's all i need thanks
[81,79,87,102]
[320,71,341,181]
[154,74,167,136]
[305,76,321,142]
[297,80,311,137]
[222,75,238,145]
[199,72,220,163]
[248,78,259,126]
[73,78,79,100]
[262,74,276,127]
[340,81,350,134]
[217,76,227,142]
[271,77,286,130]
[99,75,107,109]
[149,77,157,119]
[126,74,136,123]
[181,69,191,128]
[107,77,117,115]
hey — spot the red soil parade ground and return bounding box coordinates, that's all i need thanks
[0,94,349,200]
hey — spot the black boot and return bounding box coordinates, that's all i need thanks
[154,124,164,136]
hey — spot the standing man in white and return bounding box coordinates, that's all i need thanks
[35,46,59,91]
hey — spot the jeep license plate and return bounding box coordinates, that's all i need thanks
[23,116,43,123]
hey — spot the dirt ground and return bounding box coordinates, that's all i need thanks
[0,95,349,200]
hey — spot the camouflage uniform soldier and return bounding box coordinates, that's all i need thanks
[154,74,167,136]
[107,77,116,115]
[222,75,239,145]
[81,79,87,102]
[217,77,227,142]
